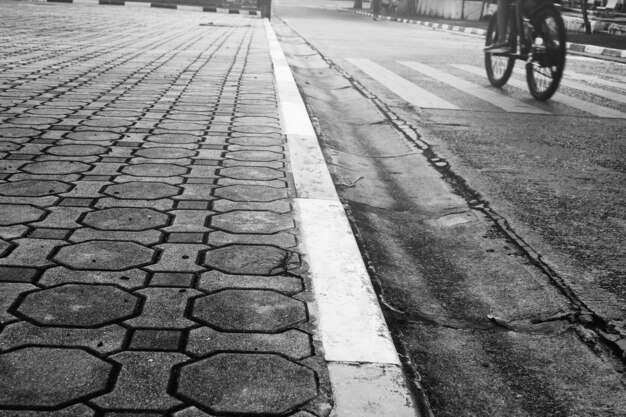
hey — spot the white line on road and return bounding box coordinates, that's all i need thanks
[452,64,626,119]
[565,70,626,92]
[512,67,626,105]
[400,61,549,114]
[346,58,460,110]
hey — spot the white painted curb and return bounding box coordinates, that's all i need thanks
[265,19,419,417]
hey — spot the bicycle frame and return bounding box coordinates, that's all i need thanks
[505,0,558,59]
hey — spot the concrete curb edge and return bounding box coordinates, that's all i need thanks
[264,18,421,417]
[352,9,626,60]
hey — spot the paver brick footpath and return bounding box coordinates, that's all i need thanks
[0,3,332,416]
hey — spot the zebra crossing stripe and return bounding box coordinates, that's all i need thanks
[400,61,549,115]
[452,64,626,119]
[346,58,459,110]
[565,70,626,92]
[510,67,626,105]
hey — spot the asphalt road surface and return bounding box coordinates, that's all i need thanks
[271,1,626,416]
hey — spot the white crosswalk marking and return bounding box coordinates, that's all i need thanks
[512,67,626,105]
[399,61,550,115]
[565,70,626,92]
[346,58,459,110]
[348,58,625,118]
[452,64,626,119]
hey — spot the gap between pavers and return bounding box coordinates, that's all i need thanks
[265,18,420,417]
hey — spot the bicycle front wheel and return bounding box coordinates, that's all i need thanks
[485,12,515,87]
[526,6,567,101]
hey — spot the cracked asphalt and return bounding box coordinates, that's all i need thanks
[0,2,332,415]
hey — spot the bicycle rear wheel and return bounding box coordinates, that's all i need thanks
[525,6,567,101]
[485,12,515,87]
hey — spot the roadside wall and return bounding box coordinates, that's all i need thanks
[410,0,494,20]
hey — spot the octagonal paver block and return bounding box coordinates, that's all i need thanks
[192,290,306,332]
[0,347,113,407]
[121,163,188,177]
[21,161,91,174]
[147,133,202,144]
[104,182,180,200]
[47,144,108,156]
[0,180,72,196]
[212,211,293,234]
[135,147,195,159]
[16,284,139,327]
[82,118,133,128]
[82,208,169,231]
[66,131,122,141]
[0,204,45,226]
[0,143,21,152]
[54,240,155,270]
[0,127,40,138]
[219,166,284,180]
[213,185,288,202]
[176,353,317,415]
[203,245,289,275]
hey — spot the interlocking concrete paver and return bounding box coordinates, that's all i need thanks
[198,270,303,294]
[212,210,294,233]
[208,230,298,247]
[0,238,67,268]
[0,321,127,354]
[0,3,332,414]
[16,284,140,327]
[122,163,188,177]
[0,180,72,196]
[0,347,112,407]
[104,181,181,199]
[93,351,188,411]
[39,267,148,288]
[192,289,307,332]
[162,210,213,233]
[124,287,202,329]
[0,204,45,225]
[82,207,168,231]
[0,404,96,416]
[135,147,196,159]
[129,329,183,351]
[20,160,91,174]
[30,206,91,229]
[219,165,285,180]
[176,353,317,415]
[0,226,27,240]
[150,272,195,287]
[46,144,108,156]
[60,181,108,199]
[187,327,312,359]
[146,243,208,272]
[0,283,37,324]
[203,244,294,275]
[54,240,155,270]
[0,267,38,283]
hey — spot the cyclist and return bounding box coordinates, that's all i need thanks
[484,0,511,53]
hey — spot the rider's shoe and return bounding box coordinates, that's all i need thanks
[484,42,511,53]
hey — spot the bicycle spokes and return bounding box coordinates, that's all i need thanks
[525,8,566,101]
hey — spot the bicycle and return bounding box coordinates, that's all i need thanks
[484,0,567,101]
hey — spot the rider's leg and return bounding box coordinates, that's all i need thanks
[497,0,509,42]
[485,0,511,52]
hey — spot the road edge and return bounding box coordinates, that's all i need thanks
[264,18,421,417]
[351,8,626,61]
